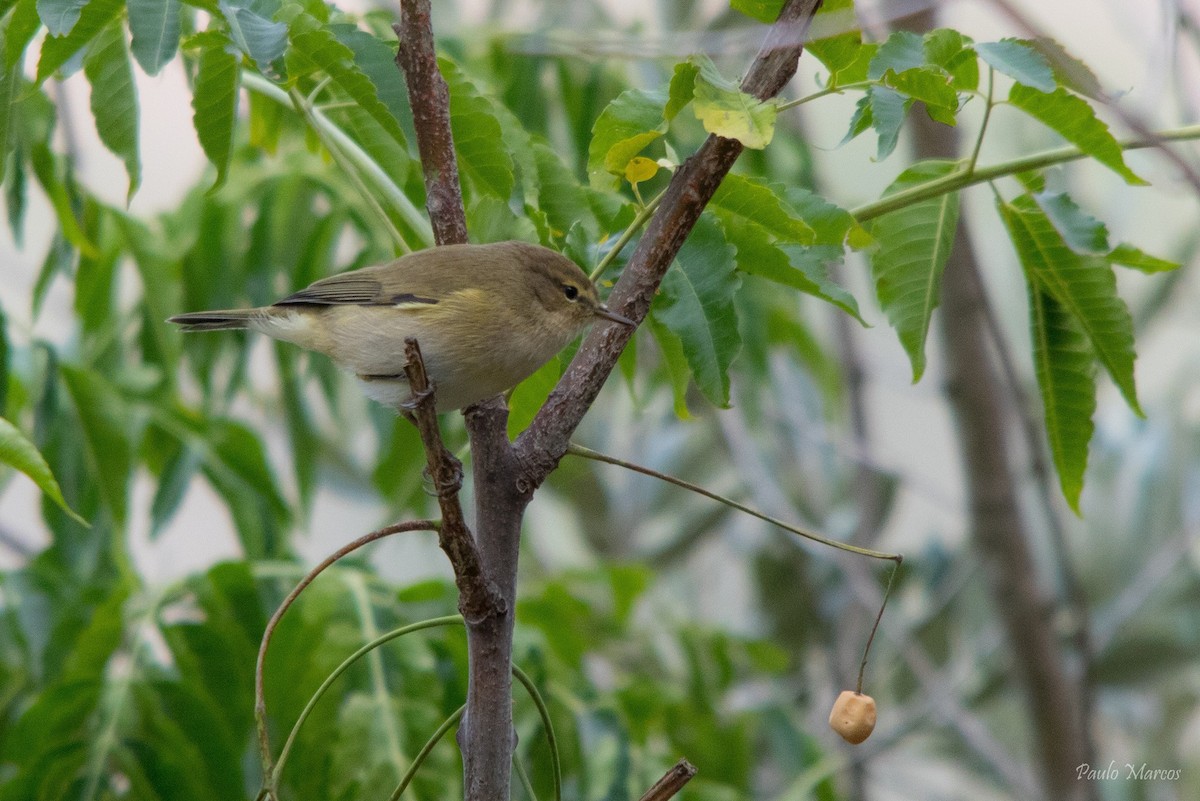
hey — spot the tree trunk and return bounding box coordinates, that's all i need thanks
[910,89,1096,801]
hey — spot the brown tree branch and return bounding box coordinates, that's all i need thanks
[637,760,698,801]
[514,0,826,487]
[403,338,503,623]
[393,0,468,246]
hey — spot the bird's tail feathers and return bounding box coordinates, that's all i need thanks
[167,309,263,332]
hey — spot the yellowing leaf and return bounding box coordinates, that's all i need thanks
[691,55,777,149]
[624,156,659,185]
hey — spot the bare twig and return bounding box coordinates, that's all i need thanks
[637,760,697,801]
[566,442,901,562]
[254,519,438,783]
[403,338,504,623]
[393,0,469,246]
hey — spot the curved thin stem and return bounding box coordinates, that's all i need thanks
[566,442,902,562]
[853,123,1200,222]
[512,663,562,801]
[513,756,539,801]
[966,66,994,174]
[255,520,439,782]
[856,557,902,694]
[776,79,875,112]
[387,704,466,801]
[590,189,666,283]
[288,87,411,254]
[243,73,434,246]
[272,615,465,787]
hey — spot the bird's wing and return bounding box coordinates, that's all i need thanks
[274,262,440,307]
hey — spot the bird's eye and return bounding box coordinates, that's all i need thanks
[562,284,579,301]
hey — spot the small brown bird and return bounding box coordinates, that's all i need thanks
[169,241,633,411]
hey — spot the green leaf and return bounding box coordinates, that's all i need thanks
[59,365,133,527]
[1032,191,1109,254]
[868,30,925,79]
[1108,243,1179,273]
[0,415,88,525]
[219,0,286,76]
[1007,84,1146,185]
[922,29,968,69]
[532,142,595,239]
[975,39,1055,92]
[149,442,198,537]
[83,21,140,200]
[784,186,871,249]
[881,67,957,124]
[35,0,123,83]
[842,85,911,160]
[1027,284,1095,513]
[652,214,741,407]
[440,56,514,200]
[709,173,812,244]
[29,143,96,256]
[191,37,240,190]
[0,43,17,186]
[807,8,876,90]
[998,194,1141,415]
[284,10,406,146]
[691,55,776,149]
[1027,37,1104,99]
[35,0,85,36]
[128,0,180,75]
[730,0,783,24]
[869,160,960,381]
[652,314,691,419]
[5,0,42,72]
[330,23,409,127]
[665,60,698,121]
[587,85,668,186]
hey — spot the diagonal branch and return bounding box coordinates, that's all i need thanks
[393,0,468,246]
[514,0,825,487]
[404,338,503,622]
[637,760,698,801]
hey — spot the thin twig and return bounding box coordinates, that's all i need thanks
[393,0,469,246]
[272,616,464,788]
[856,558,902,694]
[566,443,901,562]
[851,123,1200,223]
[637,759,698,801]
[254,519,438,781]
[404,338,504,623]
[387,705,467,801]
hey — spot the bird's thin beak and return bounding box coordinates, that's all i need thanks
[594,304,635,327]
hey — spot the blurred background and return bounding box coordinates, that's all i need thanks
[1,1,1198,800]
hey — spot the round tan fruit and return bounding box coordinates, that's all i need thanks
[829,690,876,744]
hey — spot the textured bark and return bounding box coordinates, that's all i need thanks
[394,2,826,799]
[393,1,468,246]
[910,92,1095,801]
[516,0,825,485]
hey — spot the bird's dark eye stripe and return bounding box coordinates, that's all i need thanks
[563,284,579,300]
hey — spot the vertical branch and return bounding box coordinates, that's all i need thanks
[402,339,503,623]
[393,0,468,246]
[392,7,522,800]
